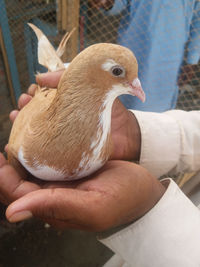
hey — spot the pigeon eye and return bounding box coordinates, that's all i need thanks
[111,66,125,77]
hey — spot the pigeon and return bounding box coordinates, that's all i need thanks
[8,24,145,181]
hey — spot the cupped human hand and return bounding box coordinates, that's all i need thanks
[1,71,166,231]
[0,154,165,231]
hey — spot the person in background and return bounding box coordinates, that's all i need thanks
[90,0,200,112]
[0,70,200,266]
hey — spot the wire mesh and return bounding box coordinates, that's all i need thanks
[81,0,200,112]
[1,0,199,187]
[3,0,57,92]
[0,3,200,258]
[1,0,200,113]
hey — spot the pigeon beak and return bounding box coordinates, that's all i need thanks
[128,78,146,103]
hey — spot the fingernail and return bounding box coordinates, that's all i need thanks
[35,73,42,83]
[4,144,8,153]
[8,211,33,223]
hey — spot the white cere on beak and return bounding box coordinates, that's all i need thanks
[132,77,142,88]
[101,59,119,71]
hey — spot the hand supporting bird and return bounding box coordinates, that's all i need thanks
[0,71,166,230]
[0,152,165,231]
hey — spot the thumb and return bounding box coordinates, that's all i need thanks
[36,69,64,88]
[6,188,102,230]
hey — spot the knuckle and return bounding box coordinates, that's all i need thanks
[28,84,37,95]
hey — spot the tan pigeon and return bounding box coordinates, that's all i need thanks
[8,24,145,181]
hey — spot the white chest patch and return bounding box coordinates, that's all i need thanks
[75,84,129,179]
[18,147,66,181]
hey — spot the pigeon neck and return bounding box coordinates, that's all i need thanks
[44,79,115,157]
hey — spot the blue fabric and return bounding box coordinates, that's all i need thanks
[107,0,200,111]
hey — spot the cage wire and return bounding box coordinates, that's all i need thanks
[2,0,200,109]
[1,0,200,184]
[2,0,56,91]
[82,0,200,111]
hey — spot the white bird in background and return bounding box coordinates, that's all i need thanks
[8,24,145,181]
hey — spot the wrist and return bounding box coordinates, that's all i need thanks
[99,164,167,236]
[110,102,141,161]
[126,111,141,161]
[99,180,166,238]
[110,99,141,161]
[127,166,167,223]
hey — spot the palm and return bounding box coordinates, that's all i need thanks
[2,159,162,231]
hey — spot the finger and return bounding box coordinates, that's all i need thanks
[36,70,64,88]
[0,163,40,204]
[9,110,19,123]
[27,84,38,96]
[6,188,103,231]
[18,94,32,110]
[4,144,8,153]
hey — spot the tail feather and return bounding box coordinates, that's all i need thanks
[28,23,65,72]
[56,28,76,58]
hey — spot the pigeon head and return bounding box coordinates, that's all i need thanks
[59,43,145,104]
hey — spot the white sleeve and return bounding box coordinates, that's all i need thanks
[132,110,200,178]
[100,179,200,267]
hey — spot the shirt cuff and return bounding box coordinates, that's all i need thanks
[130,110,181,178]
[100,179,200,267]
